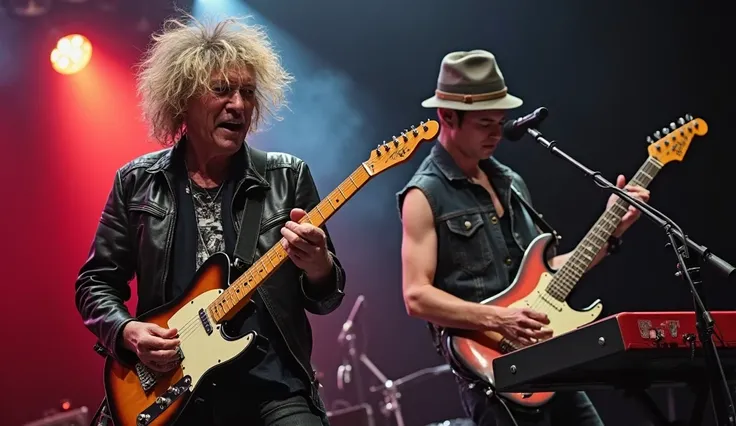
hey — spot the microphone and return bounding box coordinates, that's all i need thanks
[503,107,549,141]
[337,295,365,344]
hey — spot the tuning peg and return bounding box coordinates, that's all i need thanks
[670,122,676,130]
[646,136,654,144]
[685,114,693,121]
[654,130,662,139]
[677,117,685,125]
[662,127,670,135]
[375,144,382,156]
[392,136,399,146]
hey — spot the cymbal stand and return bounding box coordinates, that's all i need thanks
[358,354,404,426]
[364,359,452,426]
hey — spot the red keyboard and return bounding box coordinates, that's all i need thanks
[492,311,736,393]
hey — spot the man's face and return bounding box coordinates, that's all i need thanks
[442,109,506,159]
[185,67,256,155]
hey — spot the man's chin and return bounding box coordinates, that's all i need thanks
[214,135,245,151]
[480,145,497,157]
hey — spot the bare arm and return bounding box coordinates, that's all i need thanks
[400,188,505,331]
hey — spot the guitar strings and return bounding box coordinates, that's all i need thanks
[521,165,655,341]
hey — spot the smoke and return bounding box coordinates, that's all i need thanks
[250,66,367,183]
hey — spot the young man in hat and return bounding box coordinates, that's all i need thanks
[396,50,650,425]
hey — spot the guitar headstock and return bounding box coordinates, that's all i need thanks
[363,120,440,176]
[647,114,708,165]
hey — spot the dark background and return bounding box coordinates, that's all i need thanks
[0,0,731,425]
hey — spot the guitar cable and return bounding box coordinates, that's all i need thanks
[470,381,520,426]
[494,394,521,426]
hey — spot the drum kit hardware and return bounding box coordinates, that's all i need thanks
[330,295,473,426]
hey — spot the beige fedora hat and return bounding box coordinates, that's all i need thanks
[422,49,523,111]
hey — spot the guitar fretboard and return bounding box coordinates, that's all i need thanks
[545,157,662,301]
[207,164,372,323]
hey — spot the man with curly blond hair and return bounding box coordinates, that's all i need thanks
[75,15,346,425]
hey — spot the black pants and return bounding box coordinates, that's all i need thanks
[459,380,604,426]
[181,392,326,426]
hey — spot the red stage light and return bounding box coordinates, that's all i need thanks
[50,34,92,75]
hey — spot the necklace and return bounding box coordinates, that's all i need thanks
[187,178,224,209]
[184,161,225,260]
[183,160,225,206]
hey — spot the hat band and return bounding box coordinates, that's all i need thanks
[435,87,508,104]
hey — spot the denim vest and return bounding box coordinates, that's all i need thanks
[397,143,551,305]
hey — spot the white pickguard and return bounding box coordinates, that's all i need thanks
[508,272,604,340]
[167,289,254,390]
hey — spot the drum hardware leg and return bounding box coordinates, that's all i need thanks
[625,389,675,426]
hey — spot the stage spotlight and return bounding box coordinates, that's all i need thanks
[50,34,92,75]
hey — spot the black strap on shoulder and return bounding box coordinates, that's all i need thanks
[509,184,562,242]
[233,147,268,269]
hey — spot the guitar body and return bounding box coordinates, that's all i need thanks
[444,233,604,408]
[103,252,257,426]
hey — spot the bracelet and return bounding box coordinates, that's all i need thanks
[607,236,622,255]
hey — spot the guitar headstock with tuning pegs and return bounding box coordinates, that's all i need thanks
[363,120,440,176]
[647,114,708,165]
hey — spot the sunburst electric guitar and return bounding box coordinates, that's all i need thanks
[101,120,439,426]
[443,115,708,408]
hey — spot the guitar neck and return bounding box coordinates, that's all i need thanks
[546,156,662,300]
[208,164,373,323]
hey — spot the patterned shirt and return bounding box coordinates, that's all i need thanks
[190,183,225,269]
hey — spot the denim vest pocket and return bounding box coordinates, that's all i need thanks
[443,213,493,275]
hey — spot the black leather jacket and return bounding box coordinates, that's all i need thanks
[74,141,346,415]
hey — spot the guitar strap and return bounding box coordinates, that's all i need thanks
[232,146,268,270]
[509,184,562,243]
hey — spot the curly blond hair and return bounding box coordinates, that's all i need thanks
[135,14,294,146]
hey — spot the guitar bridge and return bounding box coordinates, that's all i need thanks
[134,347,185,393]
[135,363,157,393]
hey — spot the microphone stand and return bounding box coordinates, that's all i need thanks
[338,296,367,406]
[345,332,367,406]
[523,126,736,425]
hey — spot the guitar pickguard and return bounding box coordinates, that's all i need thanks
[508,272,603,340]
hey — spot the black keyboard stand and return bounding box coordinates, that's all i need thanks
[624,383,710,426]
